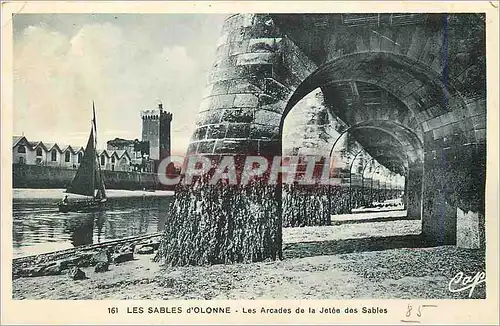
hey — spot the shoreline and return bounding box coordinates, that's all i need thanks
[13,232,163,264]
[12,188,175,200]
[13,211,415,268]
[14,218,420,277]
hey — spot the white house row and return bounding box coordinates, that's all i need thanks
[13,136,135,172]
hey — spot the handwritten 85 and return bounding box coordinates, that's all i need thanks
[404,303,439,322]
[406,304,422,318]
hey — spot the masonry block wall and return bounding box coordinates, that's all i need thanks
[12,164,161,190]
[421,142,486,245]
[188,14,290,158]
[156,14,307,266]
[282,89,339,157]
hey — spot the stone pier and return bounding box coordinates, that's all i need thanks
[155,13,486,266]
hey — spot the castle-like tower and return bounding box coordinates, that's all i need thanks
[141,103,172,161]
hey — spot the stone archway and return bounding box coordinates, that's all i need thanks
[282,46,485,245]
[155,13,486,266]
[328,122,420,216]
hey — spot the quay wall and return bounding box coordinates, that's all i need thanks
[12,164,172,190]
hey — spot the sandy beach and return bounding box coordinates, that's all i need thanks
[12,219,485,300]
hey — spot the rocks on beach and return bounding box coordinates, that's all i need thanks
[112,243,136,264]
[113,251,135,264]
[92,250,111,272]
[22,262,63,277]
[91,250,111,265]
[68,267,87,280]
[13,235,163,280]
[14,253,92,278]
[138,238,161,251]
[136,246,155,255]
[94,262,110,273]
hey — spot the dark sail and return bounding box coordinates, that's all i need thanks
[66,128,96,196]
[92,101,107,199]
[95,164,107,199]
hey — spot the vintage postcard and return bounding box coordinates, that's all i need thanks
[1,1,499,325]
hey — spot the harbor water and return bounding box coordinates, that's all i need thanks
[12,189,174,258]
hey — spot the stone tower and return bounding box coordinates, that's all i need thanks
[141,103,172,161]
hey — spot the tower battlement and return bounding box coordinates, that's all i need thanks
[141,109,161,120]
[161,111,173,121]
[141,104,173,121]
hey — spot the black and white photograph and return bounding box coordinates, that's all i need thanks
[2,1,499,325]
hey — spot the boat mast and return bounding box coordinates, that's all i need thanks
[93,101,107,199]
[92,101,96,196]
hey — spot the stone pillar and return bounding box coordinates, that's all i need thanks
[155,14,294,266]
[282,156,332,227]
[456,208,482,249]
[421,143,486,247]
[281,90,339,227]
[406,164,423,219]
[421,155,458,245]
[188,14,290,157]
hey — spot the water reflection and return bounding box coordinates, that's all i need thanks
[12,195,173,257]
[64,214,95,247]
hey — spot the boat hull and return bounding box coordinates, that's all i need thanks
[58,200,106,213]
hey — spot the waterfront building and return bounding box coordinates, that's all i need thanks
[96,149,132,172]
[13,102,173,173]
[13,136,131,172]
[106,137,152,172]
[13,136,85,169]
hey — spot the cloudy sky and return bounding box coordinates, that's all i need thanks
[13,14,226,155]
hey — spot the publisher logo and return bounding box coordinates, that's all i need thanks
[448,271,485,298]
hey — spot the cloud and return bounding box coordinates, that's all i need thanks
[14,21,212,154]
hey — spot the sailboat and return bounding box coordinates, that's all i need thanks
[58,102,107,213]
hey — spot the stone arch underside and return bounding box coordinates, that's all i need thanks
[329,121,424,173]
[280,83,416,224]
[282,39,485,244]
